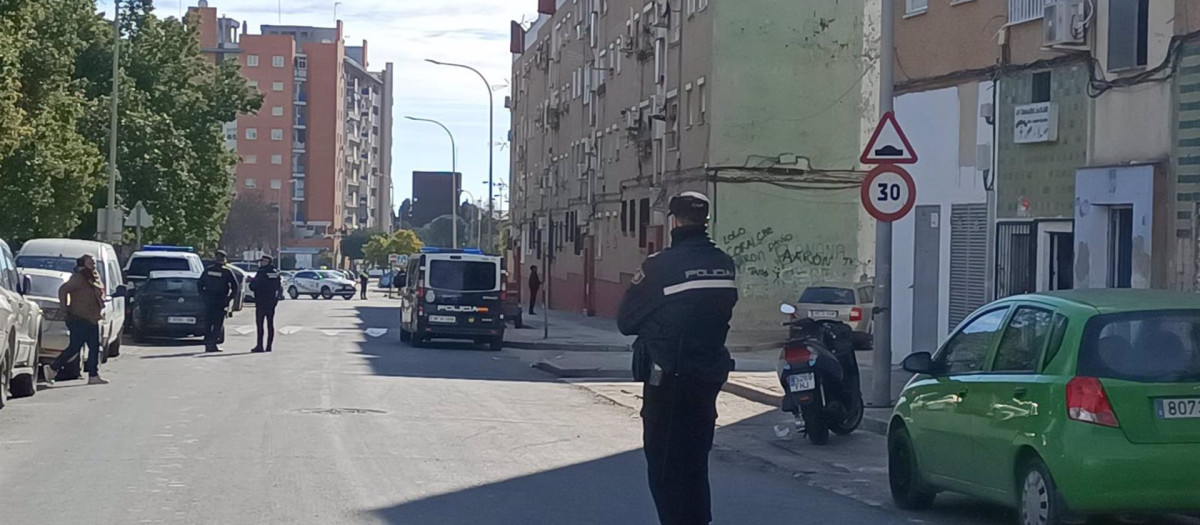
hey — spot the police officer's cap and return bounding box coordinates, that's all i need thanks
[260,254,274,263]
[215,249,228,259]
[668,191,710,221]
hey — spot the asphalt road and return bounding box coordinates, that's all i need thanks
[0,296,1187,525]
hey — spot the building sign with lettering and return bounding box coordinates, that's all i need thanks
[1014,102,1059,144]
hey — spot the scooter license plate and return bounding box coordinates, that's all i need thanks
[788,373,816,393]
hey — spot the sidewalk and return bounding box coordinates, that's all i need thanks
[518,345,909,436]
[722,350,911,436]
[504,308,786,353]
[505,311,634,352]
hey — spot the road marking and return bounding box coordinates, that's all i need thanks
[279,326,304,335]
[233,326,254,335]
[365,328,388,338]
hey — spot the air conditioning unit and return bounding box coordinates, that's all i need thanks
[1044,0,1087,47]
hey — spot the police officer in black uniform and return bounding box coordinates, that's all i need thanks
[618,191,738,525]
[249,255,283,353]
[197,250,239,353]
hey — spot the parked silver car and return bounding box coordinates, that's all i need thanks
[793,282,875,333]
[1,239,44,407]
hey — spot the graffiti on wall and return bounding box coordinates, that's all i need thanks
[721,226,867,298]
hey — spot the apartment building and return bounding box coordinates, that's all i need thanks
[345,44,395,233]
[888,0,1200,361]
[191,3,394,268]
[508,0,880,328]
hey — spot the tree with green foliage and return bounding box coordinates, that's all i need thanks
[74,1,261,250]
[0,0,106,243]
[363,230,423,267]
[341,228,380,262]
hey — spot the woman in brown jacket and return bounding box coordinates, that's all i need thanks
[44,255,108,385]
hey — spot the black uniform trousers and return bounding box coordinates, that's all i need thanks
[642,374,723,525]
[256,299,278,350]
[203,300,228,350]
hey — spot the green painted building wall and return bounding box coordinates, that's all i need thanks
[708,0,873,329]
[997,63,1090,219]
[1172,42,1200,290]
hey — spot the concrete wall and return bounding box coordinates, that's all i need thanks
[997,63,1090,219]
[708,0,873,329]
[893,0,1003,85]
[1089,0,1178,167]
[1173,43,1200,290]
[889,83,991,362]
[1073,165,1156,289]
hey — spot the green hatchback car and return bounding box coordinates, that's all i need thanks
[888,290,1200,525]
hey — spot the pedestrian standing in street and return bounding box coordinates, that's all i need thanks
[618,191,738,525]
[198,250,239,353]
[43,255,109,385]
[528,265,542,315]
[360,271,370,300]
[249,255,283,353]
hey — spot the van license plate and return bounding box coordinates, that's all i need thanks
[167,317,195,324]
[1157,398,1200,419]
[429,315,456,324]
[788,373,816,393]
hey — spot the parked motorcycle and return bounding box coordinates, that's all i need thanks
[777,302,868,445]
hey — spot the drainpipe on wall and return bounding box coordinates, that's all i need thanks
[985,77,999,302]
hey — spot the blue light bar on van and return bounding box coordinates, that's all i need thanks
[141,245,195,253]
[420,247,484,255]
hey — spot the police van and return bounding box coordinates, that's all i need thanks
[399,248,505,350]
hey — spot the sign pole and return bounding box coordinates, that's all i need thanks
[870,2,896,408]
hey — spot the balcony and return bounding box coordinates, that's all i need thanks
[292,141,307,152]
[292,190,306,201]
[294,93,308,105]
[292,166,306,178]
[294,68,308,81]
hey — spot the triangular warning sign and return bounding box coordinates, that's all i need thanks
[861,111,918,165]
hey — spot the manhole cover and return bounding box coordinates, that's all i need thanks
[296,408,387,416]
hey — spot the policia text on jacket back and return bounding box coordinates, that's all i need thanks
[618,191,737,525]
[197,250,239,353]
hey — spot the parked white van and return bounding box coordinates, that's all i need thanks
[16,239,128,366]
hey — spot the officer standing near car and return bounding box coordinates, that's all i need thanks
[618,191,738,525]
[198,250,239,353]
[250,255,283,353]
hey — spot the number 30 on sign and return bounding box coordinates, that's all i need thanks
[860,165,917,223]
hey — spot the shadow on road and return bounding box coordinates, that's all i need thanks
[139,351,206,360]
[349,304,1015,525]
[350,306,558,383]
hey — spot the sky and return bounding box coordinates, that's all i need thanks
[138,0,537,214]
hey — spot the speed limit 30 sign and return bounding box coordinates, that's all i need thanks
[860,164,916,223]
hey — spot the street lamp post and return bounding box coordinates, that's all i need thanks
[102,0,122,243]
[425,59,494,253]
[405,116,458,249]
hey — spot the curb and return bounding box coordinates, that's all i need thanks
[505,341,630,352]
[721,379,890,437]
[532,361,633,379]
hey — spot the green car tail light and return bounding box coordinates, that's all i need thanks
[1067,376,1121,428]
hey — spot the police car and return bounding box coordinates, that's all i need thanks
[399,248,505,350]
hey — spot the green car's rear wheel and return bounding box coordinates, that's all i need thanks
[1019,458,1065,525]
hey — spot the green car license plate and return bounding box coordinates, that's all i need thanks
[1156,398,1200,419]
